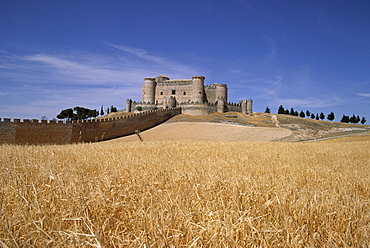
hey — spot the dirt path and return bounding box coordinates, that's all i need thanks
[271,115,280,128]
[106,122,292,143]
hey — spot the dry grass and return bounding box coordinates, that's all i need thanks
[1,140,369,247]
[168,112,277,128]
[318,132,370,143]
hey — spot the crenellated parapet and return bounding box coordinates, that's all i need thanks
[159,79,192,86]
[0,108,181,145]
[1,118,69,125]
[178,101,216,106]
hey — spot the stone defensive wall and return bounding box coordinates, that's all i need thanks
[225,102,242,112]
[129,100,251,116]
[0,108,181,145]
[179,101,218,116]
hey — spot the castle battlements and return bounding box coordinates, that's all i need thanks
[0,108,181,145]
[127,75,253,116]
[1,118,68,125]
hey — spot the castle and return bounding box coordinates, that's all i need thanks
[126,75,253,116]
[0,75,252,144]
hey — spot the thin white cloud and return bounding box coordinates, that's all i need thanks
[0,85,142,120]
[262,35,277,64]
[235,0,254,11]
[1,46,200,87]
[108,44,165,64]
[0,45,203,119]
[108,43,198,77]
[275,96,343,108]
[19,53,152,85]
[291,66,312,88]
[358,93,370,98]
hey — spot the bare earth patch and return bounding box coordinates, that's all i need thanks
[107,122,292,142]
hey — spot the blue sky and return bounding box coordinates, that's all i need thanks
[0,0,369,122]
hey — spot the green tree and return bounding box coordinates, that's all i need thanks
[327,111,335,121]
[349,114,360,123]
[57,106,98,121]
[299,110,305,118]
[57,108,74,121]
[341,114,350,123]
[88,109,99,119]
[100,105,104,116]
[316,113,319,120]
[310,113,315,119]
[136,106,143,112]
[74,106,91,120]
[265,106,271,113]
[290,108,295,116]
[319,112,325,120]
[361,117,366,124]
[306,110,311,117]
[278,105,285,114]
[355,115,361,123]
[110,106,118,112]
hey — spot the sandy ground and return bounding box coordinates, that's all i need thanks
[106,122,292,142]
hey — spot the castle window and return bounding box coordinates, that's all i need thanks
[183,91,186,95]
[199,91,202,94]
[160,92,163,95]
[172,90,176,95]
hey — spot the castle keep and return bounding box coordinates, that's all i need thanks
[126,75,253,116]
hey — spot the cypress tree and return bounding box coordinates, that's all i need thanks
[355,115,361,123]
[327,111,335,121]
[341,114,350,123]
[349,114,356,123]
[361,117,366,124]
[278,105,285,114]
[100,105,104,116]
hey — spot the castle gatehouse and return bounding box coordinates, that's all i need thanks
[126,75,253,116]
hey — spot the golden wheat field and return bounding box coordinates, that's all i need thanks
[1,139,369,247]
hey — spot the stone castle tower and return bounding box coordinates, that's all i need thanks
[126,75,252,116]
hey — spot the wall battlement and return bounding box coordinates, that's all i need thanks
[135,75,252,115]
[0,108,181,145]
[159,80,192,86]
[1,118,68,124]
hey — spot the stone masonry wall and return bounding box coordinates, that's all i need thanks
[70,108,180,143]
[225,102,242,112]
[0,108,181,145]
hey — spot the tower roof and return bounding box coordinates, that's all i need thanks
[157,75,169,78]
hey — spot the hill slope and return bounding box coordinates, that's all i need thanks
[106,112,369,142]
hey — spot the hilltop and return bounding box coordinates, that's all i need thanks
[103,111,370,142]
